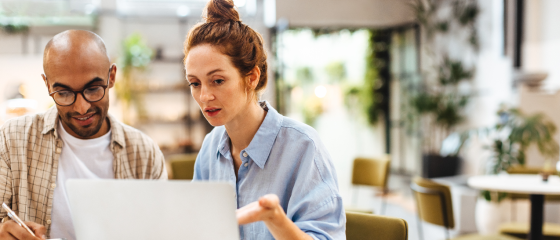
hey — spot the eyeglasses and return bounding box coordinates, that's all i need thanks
[47,66,113,106]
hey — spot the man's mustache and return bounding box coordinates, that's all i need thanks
[66,108,98,118]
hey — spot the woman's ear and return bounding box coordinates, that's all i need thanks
[247,66,261,90]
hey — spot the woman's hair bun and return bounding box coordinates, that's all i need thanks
[205,0,240,23]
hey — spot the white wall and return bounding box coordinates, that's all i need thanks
[523,0,560,90]
[513,0,560,167]
[276,0,415,28]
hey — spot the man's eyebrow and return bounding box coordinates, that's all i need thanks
[52,82,71,89]
[52,77,105,90]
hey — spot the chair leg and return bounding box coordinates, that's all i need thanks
[416,212,424,240]
[380,196,387,215]
[511,198,516,221]
[352,186,358,207]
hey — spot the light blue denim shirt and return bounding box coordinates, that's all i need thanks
[193,101,345,240]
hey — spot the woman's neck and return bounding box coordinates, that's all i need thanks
[225,101,267,152]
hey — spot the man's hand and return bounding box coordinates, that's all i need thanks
[0,220,46,240]
[236,194,283,225]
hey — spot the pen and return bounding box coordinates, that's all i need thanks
[2,202,36,237]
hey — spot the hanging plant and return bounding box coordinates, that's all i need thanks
[344,29,380,126]
[0,23,29,34]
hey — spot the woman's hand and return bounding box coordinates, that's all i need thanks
[236,194,313,240]
[236,194,282,225]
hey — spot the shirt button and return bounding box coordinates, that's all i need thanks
[56,148,61,154]
[242,152,248,157]
[47,219,51,224]
[244,163,248,167]
[51,183,56,190]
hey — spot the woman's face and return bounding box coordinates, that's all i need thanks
[185,44,251,127]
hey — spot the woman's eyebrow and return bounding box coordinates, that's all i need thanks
[187,69,224,79]
[206,69,224,76]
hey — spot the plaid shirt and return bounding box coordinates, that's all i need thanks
[0,107,167,235]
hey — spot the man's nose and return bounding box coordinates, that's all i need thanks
[73,93,91,115]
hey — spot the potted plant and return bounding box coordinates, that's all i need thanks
[410,0,480,178]
[414,56,474,178]
[475,108,559,233]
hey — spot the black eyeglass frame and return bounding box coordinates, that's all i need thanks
[47,65,113,107]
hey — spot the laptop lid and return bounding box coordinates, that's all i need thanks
[66,180,239,240]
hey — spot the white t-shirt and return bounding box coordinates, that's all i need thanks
[50,122,114,240]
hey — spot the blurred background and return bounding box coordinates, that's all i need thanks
[1,0,560,239]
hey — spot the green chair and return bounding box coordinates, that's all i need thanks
[507,165,560,202]
[168,153,198,180]
[348,156,391,214]
[346,212,408,240]
[411,177,521,240]
[500,166,560,239]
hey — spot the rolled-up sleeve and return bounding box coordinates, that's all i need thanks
[285,143,346,240]
[295,196,346,240]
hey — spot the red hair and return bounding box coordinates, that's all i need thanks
[184,0,268,99]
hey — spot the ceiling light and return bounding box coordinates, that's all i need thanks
[234,0,246,7]
[176,5,190,17]
[315,85,327,98]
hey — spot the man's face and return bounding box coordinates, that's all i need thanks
[43,52,116,139]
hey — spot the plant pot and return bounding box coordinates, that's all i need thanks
[475,198,510,234]
[421,154,461,178]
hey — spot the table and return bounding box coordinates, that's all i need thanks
[468,174,560,240]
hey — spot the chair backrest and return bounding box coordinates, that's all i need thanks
[411,177,455,229]
[346,212,408,240]
[351,156,391,188]
[507,165,560,201]
[169,153,198,180]
[508,165,558,175]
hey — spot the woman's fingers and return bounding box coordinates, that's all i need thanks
[258,194,280,209]
[237,194,283,225]
[236,201,263,225]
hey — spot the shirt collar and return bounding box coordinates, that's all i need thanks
[107,114,125,148]
[41,106,125,148]
[239,101,285,169]
[42,106,59,135]
[215,101,283,169]
[217,129,231,158]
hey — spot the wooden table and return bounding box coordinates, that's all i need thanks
[468,174,560,240]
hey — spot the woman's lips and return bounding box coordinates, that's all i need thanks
[73,113,95,127]
[205,108,221,117]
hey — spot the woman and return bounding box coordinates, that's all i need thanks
[184,0,345,239]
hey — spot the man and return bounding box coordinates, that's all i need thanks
[0,30,167,240]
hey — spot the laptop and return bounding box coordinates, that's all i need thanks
[66,180,240,240]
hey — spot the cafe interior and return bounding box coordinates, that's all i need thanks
[1,0,559,239]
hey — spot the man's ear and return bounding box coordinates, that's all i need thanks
[41,74,50,93]
[109,64,117,88]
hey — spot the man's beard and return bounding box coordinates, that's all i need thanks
[62,106,107,138]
